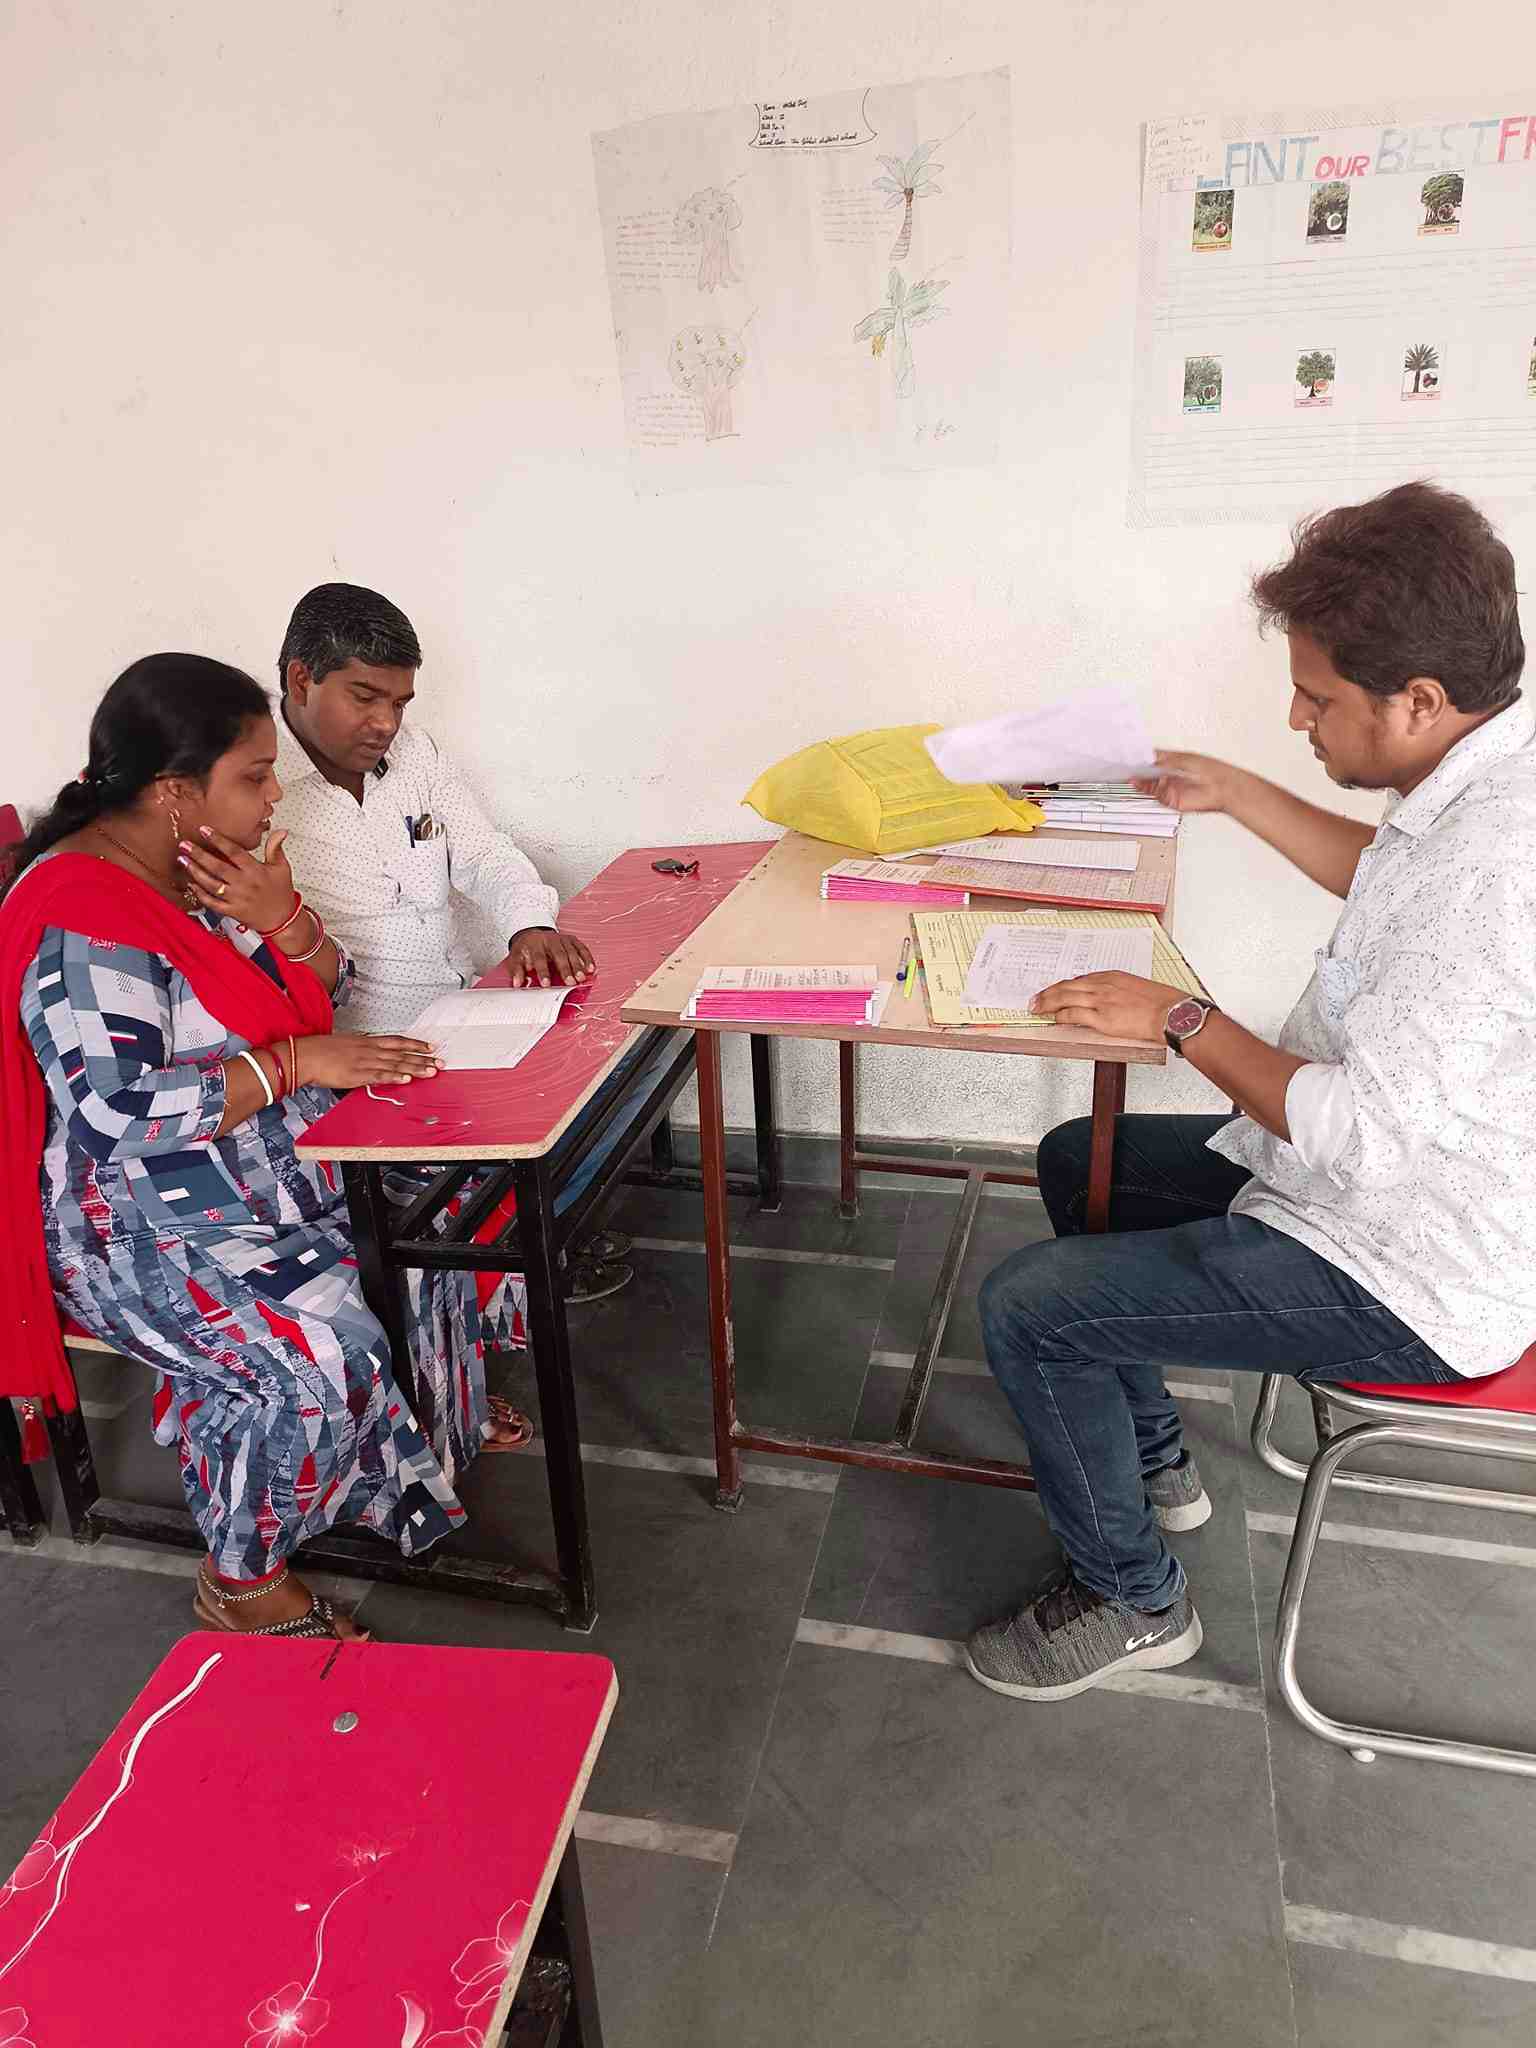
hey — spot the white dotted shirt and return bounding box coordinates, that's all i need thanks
[1211,694,1536,1375]
[272,714,558,1036]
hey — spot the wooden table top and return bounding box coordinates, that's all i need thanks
[297,840,772,1163]
[620,829,1183,1066]
[0,1634,616,2048]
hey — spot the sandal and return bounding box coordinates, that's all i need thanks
[481,1394,536,1453]
[566,1258,634,1305]
[193,1564,372,1641]
[577,1229,633,1262]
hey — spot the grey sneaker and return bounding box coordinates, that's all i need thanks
[965,1569,1202,1702]
[1145,1453,1212,1532]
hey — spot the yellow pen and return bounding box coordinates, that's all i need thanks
[903,938,920,1001]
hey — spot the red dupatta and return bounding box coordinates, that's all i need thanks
[0,854,334,1410]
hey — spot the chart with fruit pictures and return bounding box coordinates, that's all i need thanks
[1129,95,1536,526]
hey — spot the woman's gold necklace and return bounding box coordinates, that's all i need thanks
[92,824,197,909]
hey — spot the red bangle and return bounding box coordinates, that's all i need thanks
[271,1045,288,1099]
[259,895,305,940]
[291,909,328,965]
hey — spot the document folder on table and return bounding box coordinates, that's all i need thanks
[910,908,1206,1033]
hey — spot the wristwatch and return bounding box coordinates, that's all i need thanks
[1164,996,1220,1056]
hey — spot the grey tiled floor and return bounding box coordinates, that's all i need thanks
[6,1178,1536,2045]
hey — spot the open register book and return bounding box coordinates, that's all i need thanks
[910,908,1206,1036]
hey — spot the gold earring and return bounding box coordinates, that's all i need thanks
[167,803,182,846]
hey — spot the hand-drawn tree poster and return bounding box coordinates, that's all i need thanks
[593,69,1011,493]
[1130,93,1536,525]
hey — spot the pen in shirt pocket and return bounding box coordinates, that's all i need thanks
[405,815,417,846]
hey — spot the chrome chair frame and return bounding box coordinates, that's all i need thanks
[1253,1374,1536,1777]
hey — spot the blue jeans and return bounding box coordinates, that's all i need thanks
[979,1114,1458,1612]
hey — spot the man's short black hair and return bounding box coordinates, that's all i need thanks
[278,583,422,694]
[1251,482,1524,713]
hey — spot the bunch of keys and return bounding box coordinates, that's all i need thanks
[651,858,700,876]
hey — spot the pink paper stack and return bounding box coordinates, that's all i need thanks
[684,965,886,1025]
[819,858,970,908]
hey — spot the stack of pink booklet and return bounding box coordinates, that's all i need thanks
[820,858,970,907]
[684,964,891,1026]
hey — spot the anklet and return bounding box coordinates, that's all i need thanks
[207,1565,290,1603]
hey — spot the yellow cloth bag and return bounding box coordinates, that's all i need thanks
[743,724,1044,855]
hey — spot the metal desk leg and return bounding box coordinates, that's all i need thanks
[838,1041,859,1221]
[649,1114,676,1178]
[749,1032,783,1214]
[697,1032,743,1511]
[343,1163,426,1436]
[535,1837,605,2048]
[0,1400,46,1547]
[45,1402,102,1544]
[515,1158,597,1632]
[1085,1062,1127,1234]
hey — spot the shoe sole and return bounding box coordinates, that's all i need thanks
[1152,1490,1213,1533]
[964,1610,1203,1702]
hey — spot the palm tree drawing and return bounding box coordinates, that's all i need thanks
[854,271,949,398]
[872,142,943,262]
[1404,342,1440,394]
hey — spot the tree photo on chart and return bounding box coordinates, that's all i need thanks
[1294,347,1335,408]
[853,270,950,397]
[1528,337,1536,397]
[871,140,944,261]
[1191,188,1234,252]
[1402,341,1443,401]
[669,326,747,439]
[1419,170,1464,236]
[1182,353,1222,414]
[1307,179,1350,241]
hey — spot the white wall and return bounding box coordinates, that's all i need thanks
[4,2,1527,1143]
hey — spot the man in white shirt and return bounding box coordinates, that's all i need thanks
[964,482,1534,1706]
[272,583,637,1300]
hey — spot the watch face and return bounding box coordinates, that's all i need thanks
[1166,999,1205,1037]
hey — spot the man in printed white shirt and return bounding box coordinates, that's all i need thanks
[272,583,637,1300]
[966,483,1535,1706]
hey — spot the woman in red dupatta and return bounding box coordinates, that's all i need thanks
[2,655,509,1639]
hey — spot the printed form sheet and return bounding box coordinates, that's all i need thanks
[1131,94,1536,524]
[912,909,1205,1030]
[592,69,1011,492]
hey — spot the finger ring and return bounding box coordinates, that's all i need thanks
[216,882,228,898]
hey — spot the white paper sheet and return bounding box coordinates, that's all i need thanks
[694,964,879,992]
[926,686,1158,787]
[407,987,574,1072]
[961,926,1155,1010]
[901,834,1138,870]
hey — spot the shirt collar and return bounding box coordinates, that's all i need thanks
[275,702,392,789]
[1381,694,1533,840]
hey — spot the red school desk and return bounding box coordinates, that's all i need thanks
[290,842,780,1633]
[0,1635,617,2048]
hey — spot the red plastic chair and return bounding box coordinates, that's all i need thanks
[1252,1347,1536,1777]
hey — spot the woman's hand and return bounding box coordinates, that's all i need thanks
[507,927,596,988]
[1031,972,1187,1043]
[294,1034,445,1090]
[178,826,300,933]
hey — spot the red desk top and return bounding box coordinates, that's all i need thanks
[296,841,772,1163]
[0,1635,616,2048]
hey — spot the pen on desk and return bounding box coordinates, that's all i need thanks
[896,936,912,991]
[907,948,926,1002]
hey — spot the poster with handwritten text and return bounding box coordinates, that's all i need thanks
[1130,95,1536,525]
[593,70,1011,493]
